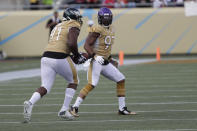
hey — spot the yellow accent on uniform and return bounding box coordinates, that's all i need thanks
[117,81,125,97]
[89,24,115,59]
[67,57,78,84]
[80,84,94,96]
[30,0,37,3]
[88,61,93,84]
[45,20,81,54]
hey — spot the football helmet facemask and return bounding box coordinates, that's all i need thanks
[63,8,83,25]
[98,7,113,27]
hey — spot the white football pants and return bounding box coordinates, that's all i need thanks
[87,60,125,86]
[41,56,79,93]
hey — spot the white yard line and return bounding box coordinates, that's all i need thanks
[0,101,197,107]
[0,95,197,101]
[0,83,196,88]
[0,119,197,124]
[0,59,155,82]
[0,69,40,82]
[0,89,196,96]
[1,110,197,115]
[106,129,197,131]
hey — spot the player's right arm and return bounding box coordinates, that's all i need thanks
[84,32,100,58]
[68,27,86,64]
[84,32,104,65]
[67,27,80,56]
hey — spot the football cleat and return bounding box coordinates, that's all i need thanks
[58,110,74,120]
[118,107,137,115]
[23,101,33,123]
[70,106,79,117]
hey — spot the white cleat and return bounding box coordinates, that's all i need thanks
[58,110,75,120]
[23,101,33,123]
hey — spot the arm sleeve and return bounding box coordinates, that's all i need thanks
[68,21,81,30]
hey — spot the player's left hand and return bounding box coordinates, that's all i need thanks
[94,55,104,65]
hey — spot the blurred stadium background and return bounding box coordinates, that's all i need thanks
[0,0,197,131]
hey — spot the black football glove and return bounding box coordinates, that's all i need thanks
[72,53,87,64]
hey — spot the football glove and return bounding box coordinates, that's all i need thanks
[72,53,87,64]
[78,53,87,64]
[94,55,104,65]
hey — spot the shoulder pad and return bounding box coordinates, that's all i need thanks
[89,24,103,34]
[67,20,81,29]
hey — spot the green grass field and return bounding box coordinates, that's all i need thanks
[0,59,197,131]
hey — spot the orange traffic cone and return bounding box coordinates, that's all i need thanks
[119,51,124,66]
[156,47,161,61]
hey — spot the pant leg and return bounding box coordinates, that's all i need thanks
[41,57,57,93]
[87,60,102,86]
[101,63,125,82]
[55,56,79,84]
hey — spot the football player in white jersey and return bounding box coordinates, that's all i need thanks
[23,8,87,122]
[70,7,136,117]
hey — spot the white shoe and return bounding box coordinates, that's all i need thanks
[23,101,33,123]
[58,110,74,120]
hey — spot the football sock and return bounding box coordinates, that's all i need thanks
[80,84,94,97]
[73,97,83,107]
[118,97,125,111]
[29,92,41,105]
[61,88,76,111]
[117,81,125,97]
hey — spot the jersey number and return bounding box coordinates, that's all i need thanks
[104,36,114,49]
[50,24,62,41]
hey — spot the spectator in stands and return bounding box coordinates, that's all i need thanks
[153,0,166,7]
[65,0,76,4]
[46,11,62,36]
[29,0,40,10]
[103,0,115,8]
[127,0,136,7]
[86,0,101,8]
[132,0,151,7]
[176,0,184,6]
[75,0,86,8]
[114,0,128,8]
[42,0,53,9]
[76,0,86,4]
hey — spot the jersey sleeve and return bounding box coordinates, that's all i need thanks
[88,25,102,34]
[68,20,81,30]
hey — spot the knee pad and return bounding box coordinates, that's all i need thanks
[80,84,94,97]
[117,80,125,97]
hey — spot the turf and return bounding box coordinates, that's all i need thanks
[0,59,40,73]
[0,59,197,131]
